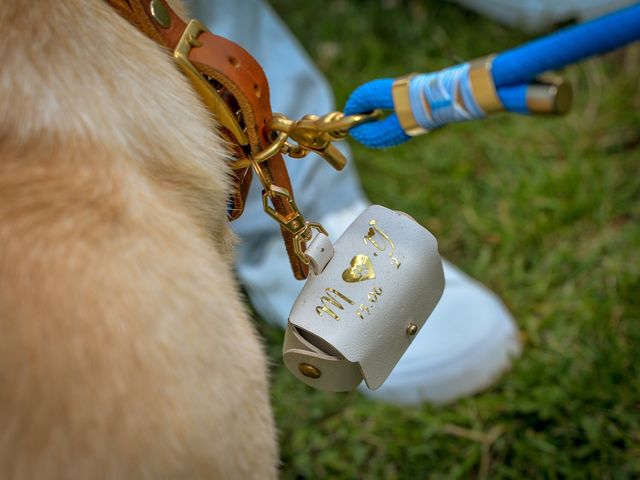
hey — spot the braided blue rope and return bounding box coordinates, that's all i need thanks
[497,85,529,114]
[344,79,409,148]
[345,2,640,149]
[493,3,640,88]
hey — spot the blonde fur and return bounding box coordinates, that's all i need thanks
[0,1,278,478]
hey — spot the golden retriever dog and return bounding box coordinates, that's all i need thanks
[0,0,278,478]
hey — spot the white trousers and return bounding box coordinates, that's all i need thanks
[185,0,521,404]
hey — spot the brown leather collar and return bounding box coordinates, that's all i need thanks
[106,0,309,279]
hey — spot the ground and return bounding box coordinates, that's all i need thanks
[257,1,640,477]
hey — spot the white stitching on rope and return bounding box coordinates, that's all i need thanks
[409,63,486,130]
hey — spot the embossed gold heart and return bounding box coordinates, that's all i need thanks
[342,254,376,282]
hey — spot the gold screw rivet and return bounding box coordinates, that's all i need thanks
[289,220,301,230]
[150,0,171,29]
[406,323,418,336]
[298,363,321,379]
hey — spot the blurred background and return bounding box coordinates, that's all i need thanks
[256,1,640,477]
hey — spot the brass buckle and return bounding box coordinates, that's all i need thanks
[173,20,249,148]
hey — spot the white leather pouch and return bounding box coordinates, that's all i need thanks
[284,205,445,392]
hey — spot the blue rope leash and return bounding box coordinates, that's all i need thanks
[345,3,640,149]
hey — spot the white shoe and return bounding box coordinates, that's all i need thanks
[451,0,638,32]
[237,201,521,405]
[361,260,521,405]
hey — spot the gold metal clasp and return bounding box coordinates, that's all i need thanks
[261,184,306,235]
[247,110,381,264]
[228,110,382,171]
[269,110,383,170]
[173,20,249,147]
[249,153,327,265]
[261,184,328,265]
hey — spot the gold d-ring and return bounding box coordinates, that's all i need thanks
[230,131,289,170]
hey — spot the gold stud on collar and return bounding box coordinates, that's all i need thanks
[150,0,171,29]
[406,323,418,336]
[298,363,321,379]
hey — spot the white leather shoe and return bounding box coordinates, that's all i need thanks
[237,200,521,405]
[361,260,521,405]
[451,0,637,32]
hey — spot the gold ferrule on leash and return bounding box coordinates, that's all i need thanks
[468,56,572,116]
[526,75,573,115]
[392,74,428,136]
[468,55,504,114]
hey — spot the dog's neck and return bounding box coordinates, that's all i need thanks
[0,0,235,253]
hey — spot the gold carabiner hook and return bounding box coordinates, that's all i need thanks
[242,109,382,265]
[267,110,383,170]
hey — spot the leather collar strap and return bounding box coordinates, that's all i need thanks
[107,0,309,279]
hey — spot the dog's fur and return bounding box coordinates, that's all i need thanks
[0,1,278,478]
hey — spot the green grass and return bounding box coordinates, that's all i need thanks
[258,1,640,477]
